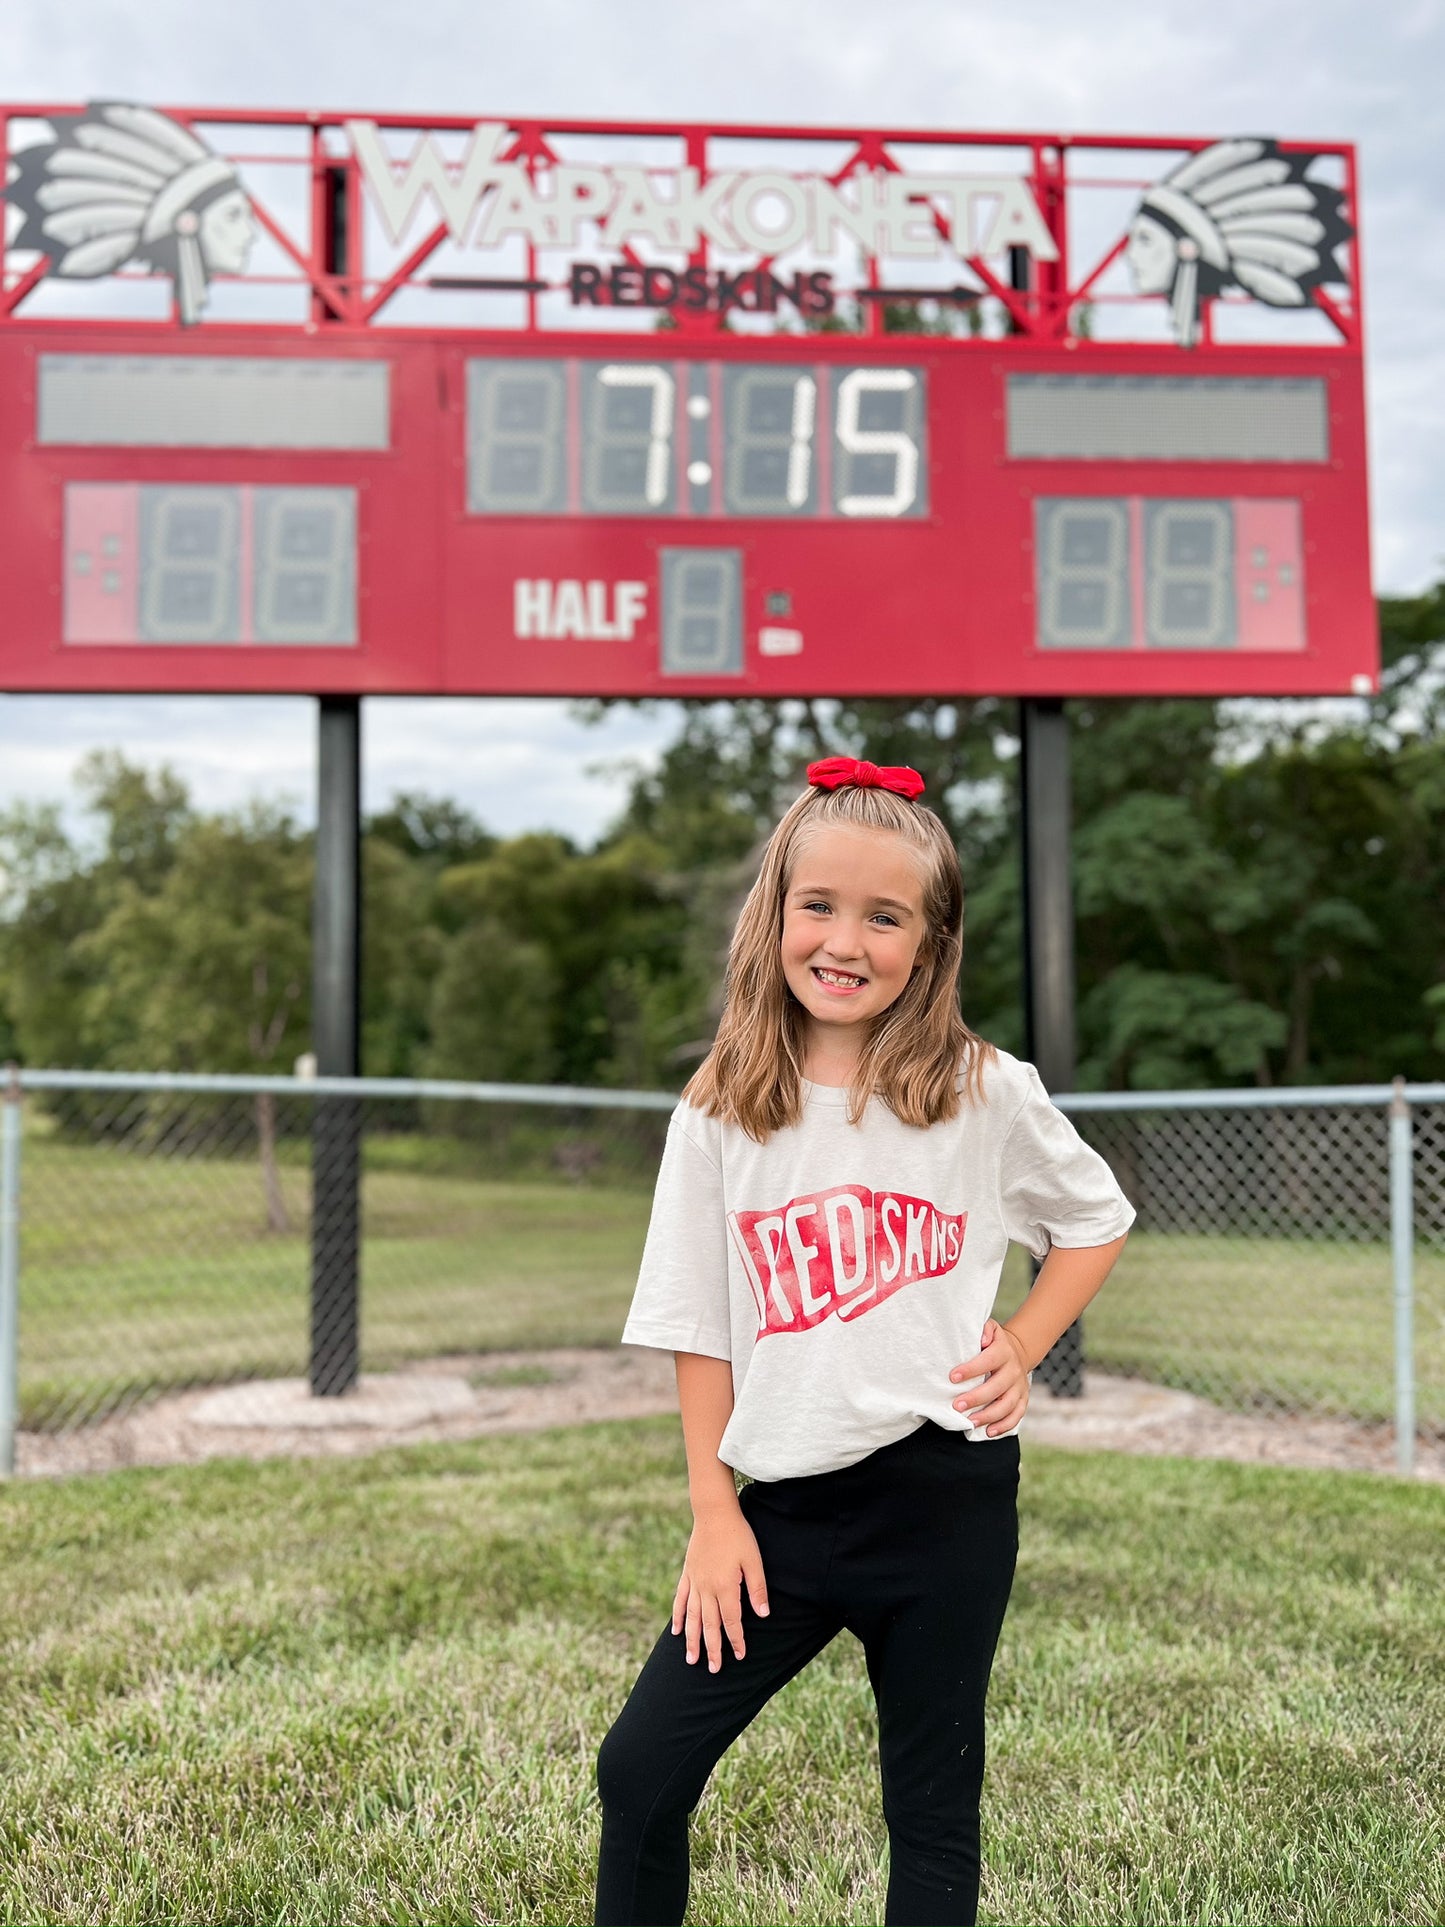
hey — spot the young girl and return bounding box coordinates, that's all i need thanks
[594,756,1134,1927]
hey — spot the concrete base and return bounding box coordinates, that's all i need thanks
[1026,1375,1201,1441]
[190,1374,474,1431]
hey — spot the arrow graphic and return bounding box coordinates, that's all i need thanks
[856,284,983,305]
[428,276,552,293]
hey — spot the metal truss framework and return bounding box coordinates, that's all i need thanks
[0,107,1363,350]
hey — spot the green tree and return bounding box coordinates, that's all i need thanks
[0,799,93,1069]
[75,801,312,1230]
[1373,580,1445,737]
[435,830,692,1088]
[366,792,495,871]
[76,749,190,895]
[422,919,556,1085]
[0,757,192,1070]
[362,835,445,1079]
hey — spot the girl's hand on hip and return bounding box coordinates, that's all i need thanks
[949,1319,1031,1435]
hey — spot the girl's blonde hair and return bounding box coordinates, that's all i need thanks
[683,779,996,1138]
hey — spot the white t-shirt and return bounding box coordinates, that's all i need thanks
[620,1046,1136,1481]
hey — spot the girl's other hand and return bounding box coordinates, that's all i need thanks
[671,1509,770,1673]
[948,1319,1031,1436]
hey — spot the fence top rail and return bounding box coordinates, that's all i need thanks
[8,1067,679,1111]
[8,1066,1445,1112]
[1058,1082,1445,1112]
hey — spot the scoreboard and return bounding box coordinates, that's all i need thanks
[0,107,1376,699]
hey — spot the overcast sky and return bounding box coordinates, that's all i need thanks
[3,0,1439,846]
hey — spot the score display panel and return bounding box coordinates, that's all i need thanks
[0,325,1374,699]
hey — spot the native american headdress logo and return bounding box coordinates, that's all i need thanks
[5,101,257,325]
[1126,138,1352,348]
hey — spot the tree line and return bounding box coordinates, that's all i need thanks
[1,580,1442,1093]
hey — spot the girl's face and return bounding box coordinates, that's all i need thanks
[780,824,929,1050]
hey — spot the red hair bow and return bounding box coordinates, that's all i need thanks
[807,755,926,800]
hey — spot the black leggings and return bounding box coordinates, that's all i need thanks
[594,1421,1020,1926]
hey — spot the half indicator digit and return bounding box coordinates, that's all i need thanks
[660,549,743,675]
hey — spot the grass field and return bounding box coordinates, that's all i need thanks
[15,1129,1445,1434]
[0,1422,1441,1925]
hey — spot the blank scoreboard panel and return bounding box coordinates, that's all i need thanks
[0,327,1375,698]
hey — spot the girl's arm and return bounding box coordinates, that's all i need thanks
[1001,1232,1129,1373]
[675,1351,742,1517]
[672,1351,771,1672]
[952,1232,1129,1433]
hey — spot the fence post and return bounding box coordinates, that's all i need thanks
[1389,1076,1415,1477]
[0,1064,22,1477]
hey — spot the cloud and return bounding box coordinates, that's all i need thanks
[0,694,675,845]
[360,697,674,838]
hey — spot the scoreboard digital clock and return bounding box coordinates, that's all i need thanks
[465,358,927,519]
[0,107,1376,700]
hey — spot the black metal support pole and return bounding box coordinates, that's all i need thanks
[310,695,361,1396]
[1019,697,1084,1395]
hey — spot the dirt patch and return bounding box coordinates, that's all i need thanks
[14,1349,1443,1484]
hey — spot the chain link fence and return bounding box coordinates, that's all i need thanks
[1,1068,1440,1474]
[0,1070,669,1449]
[1017,1087,1444,1468]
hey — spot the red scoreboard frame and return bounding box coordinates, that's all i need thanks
[0,107,1376,700]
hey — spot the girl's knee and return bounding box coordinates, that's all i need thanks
[597,1705,715,1825]
[595,1719,634,1808]
[596,1711,667,1812]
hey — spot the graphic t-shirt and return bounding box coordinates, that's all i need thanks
[620,1046,1136,1480]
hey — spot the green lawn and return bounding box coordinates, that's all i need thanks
[0,1424,1440,1925]
[14,1131,1445,1433]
